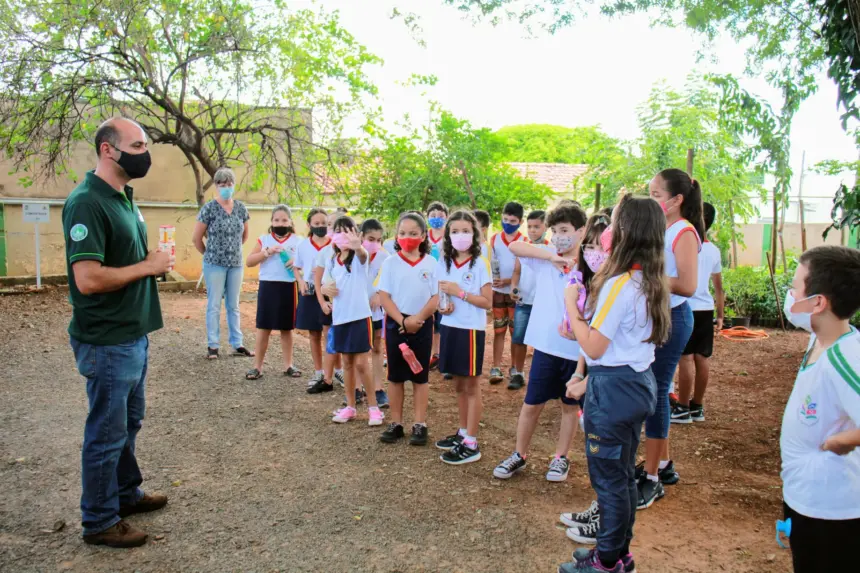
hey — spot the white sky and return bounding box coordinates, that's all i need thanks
[300,0,858,200]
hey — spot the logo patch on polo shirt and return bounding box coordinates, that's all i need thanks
[70,224,88,242]
[798,394,818,426]
[419,270,431,282]
[462,272,474,286]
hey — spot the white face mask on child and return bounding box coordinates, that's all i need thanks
[783,290,819,333]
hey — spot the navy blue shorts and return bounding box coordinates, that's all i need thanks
[372,319,383,332]
[511,303,532,345]
[524,349,579,406]
[385,316,433,384]
[439,325,485,377]
[295,294,332,330]
[434,310,442,331]
[333,317,373,354]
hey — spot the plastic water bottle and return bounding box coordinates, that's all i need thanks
[278,250,295,279]
[399,342,423,375]
[562,270,587,331]
[491,258,501,281]
[438,291,450,312]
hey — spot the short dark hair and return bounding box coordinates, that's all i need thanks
[546,203,587,229]
[799,246,860,319]
[427,201,449,216]
[527,210,546,222]
[473,209,491,229]
[503,202,524,220]
[703,202,717,233]
[94,123,121,157]
[360,218,383,234]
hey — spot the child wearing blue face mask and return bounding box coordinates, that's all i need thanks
[426,201,449,371]
[777,245,860,573]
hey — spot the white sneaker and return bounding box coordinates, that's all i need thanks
[546,456,570,482]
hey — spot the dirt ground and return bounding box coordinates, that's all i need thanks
[0,287,803,573]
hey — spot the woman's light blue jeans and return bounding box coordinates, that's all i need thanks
[203,262,244,350]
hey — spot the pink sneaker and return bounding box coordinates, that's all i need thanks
[368,407,385,427]
[332,407,356,423]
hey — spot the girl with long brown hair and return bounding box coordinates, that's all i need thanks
[557,195,669,573]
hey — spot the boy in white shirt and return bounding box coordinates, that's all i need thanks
[489,202,525,385]
[779,245,860,572]
[672,202,724,424]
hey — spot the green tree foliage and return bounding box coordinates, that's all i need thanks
[495,124,620,164]
[352,109,553,222]
[0,0,380,205]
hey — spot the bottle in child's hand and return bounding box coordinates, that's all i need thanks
[438,290,450,312]
[491,258,501,281]
[399,342,423,374]
[562,270,587,331]
[278,250,295,279]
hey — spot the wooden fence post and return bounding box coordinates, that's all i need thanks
[594,183,602,212]
[686,148,694,176]
[728,200,739,268]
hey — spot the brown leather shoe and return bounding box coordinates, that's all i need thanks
[83,520,148,548]
[118,492,168,518]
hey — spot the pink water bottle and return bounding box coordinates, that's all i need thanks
[399,343,424,375]
[562,270,587,331]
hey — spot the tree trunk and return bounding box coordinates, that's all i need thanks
[686,148,694,176]
[181,149,205,207]
[728,200,739,268]
[772,187,779,267]
[459,160,477,210]
[594,183,602,212]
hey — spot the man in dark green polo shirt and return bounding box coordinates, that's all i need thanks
[63,117,174,548]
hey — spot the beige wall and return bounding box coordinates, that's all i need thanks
[733,223,845,267]
[4,203,313,278]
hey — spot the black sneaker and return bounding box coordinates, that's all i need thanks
[435,432,463,451]
[636,475,665,510]
[440,442,482,465]
[342,389,364,406]
[380,423,404,443]
[670,403,692,424]
[493,452,527,479]
[690,402,705,422]
[634,460,679,485]
[306,378,334,394]
[546,456,570,482]
[409,424,428,446]
[333,370,345,388]
[443,373,453,380]
[507,373,525,390]
[565,518,599,545]
[560,499,599,528]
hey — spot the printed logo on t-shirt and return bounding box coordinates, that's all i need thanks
[798,394,819,426]
[462,271,475,287]
[419,269,431,282]
[70,224,88,242]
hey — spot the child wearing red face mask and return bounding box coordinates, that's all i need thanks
[376,212,439,446]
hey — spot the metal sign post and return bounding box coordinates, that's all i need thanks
[22,203,50,288]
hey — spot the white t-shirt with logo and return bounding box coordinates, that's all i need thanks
[436,256,491,331]
[378,253,439,316]
[257,233,300,282]
[665,219,701,308]
[294,237,330,285]
[327,253,372,326]
[780,328,860,519]
[521,257,581,361]
[517,240,551,305]
[366,250,390,322]
[490,231,524,294]
[688,241,722,312]
[584,270,655,372]
[383,238,397,255]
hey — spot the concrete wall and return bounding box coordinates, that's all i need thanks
[733,223,849,267]
[3,203,313,279]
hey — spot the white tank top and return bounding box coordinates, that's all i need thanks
[258,233,300,282]
[664,219,701,308]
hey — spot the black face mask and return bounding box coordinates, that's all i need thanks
[272,226,292,237]
[311,226,328,237]
[113,147,152,179]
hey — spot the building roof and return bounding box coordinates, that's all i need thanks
[507,162,589,195]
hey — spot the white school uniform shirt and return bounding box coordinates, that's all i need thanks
[665,219,702,308]
[314,244,336,286]
[584,269,655,372]
[327,252,372,326]
[518,239,552,305]
[294,237,331,284]
[780,328,860,520]
[378,252,438,316]
[257,232,301,282]
[521,257,581,361]
[383,238,397,254]
[490,231,524,294]
[688,240,722,311]
[366,249,390,322]
[436,256,491,331]
[480,243,489,260]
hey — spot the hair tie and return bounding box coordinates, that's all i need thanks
[690,177,697,186]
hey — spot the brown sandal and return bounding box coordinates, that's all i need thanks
[284,366,302,378]
[233,346,255,357]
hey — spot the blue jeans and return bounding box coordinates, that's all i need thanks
[70,336,148,535]
[511,303,532,345]
[645,301,694,439]
[584,365,656,564]
[203,262,244,349]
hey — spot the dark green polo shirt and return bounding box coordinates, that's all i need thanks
[62,171,163,345]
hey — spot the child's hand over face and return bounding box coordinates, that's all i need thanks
[345,229,362,251]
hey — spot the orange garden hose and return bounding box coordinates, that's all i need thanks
[719,326,770,341]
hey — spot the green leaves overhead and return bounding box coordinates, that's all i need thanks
[0,0,381,204]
